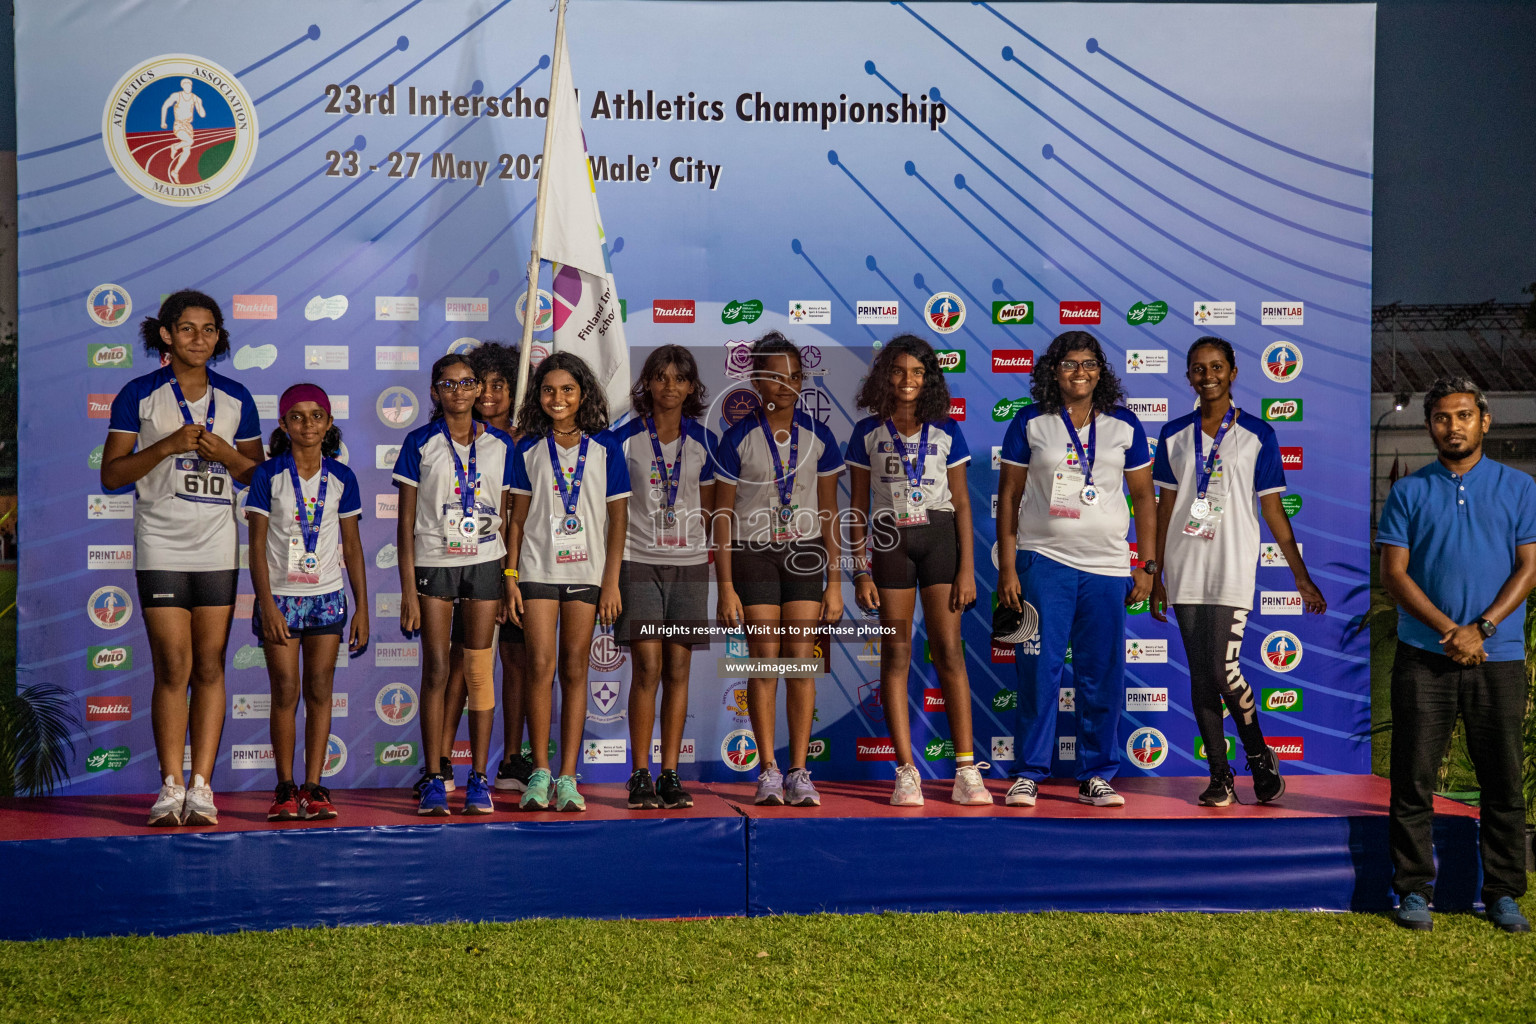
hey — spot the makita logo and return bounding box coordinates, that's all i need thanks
[86,697,132,721]
[232,294,278,319]
[1266,737,1304,760]
[1280,447,1303,469]
[923,688,945,712]
[1058,301,1101,324]
[992,350,1034,373]
[652,300,695,323]
[856,737,897,760]
[87,395,114,418]
[948,398,966,420]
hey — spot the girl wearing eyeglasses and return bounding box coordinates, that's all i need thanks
[505,352,631,813]
[996,331,1157,810]
[391,353,518,816]
[245,384,368,823]
[102,290,265,828]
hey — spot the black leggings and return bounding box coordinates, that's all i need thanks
[1174,604,1268,771]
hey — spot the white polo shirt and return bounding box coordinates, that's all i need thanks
[509,430,632,584]
[614,417,716,566]
[844,415,971,515]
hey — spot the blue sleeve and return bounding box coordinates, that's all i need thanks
[815,420,845,475]
[1376,481,1412,548]
[1515,474,1536,545]
[604,432,631,499]
[233,384,263,442]
[336,464,363,516]
[1253,427,1287,496]
[107,384,142,434]
[244,462,274,517]
[1123,412,1150,470]
[943,419,971,466]
[692,423,717,483]
[509,439,533,494]
[1152,424,1176,489]
[844,418,873,468]
[999,412,1031,466]
[715,426,742,482]
[392,430,423,486]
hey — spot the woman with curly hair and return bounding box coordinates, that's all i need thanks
[846,335,988,806]
[996,331,1158,809]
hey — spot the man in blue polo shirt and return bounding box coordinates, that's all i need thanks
[1378,376,1536,933]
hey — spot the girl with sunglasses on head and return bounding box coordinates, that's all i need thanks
[246,384,368,822]
[847,335,989,806]
[102,290,265,827]
[392,354,518,816]
[506,352,631,813]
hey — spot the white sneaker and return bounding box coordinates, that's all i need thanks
[147,775,186,827]
[182,774,219,825]
[951,762,994,805]
[1004,777,1038,807]
[890,763,924,807]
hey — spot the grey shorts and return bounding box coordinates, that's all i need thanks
[614,560,711,647]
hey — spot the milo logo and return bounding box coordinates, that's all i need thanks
[721,299,764,325]
[1193,736,1237,760]
[86,746,131,772]
[991,397,1032,422]
[992,689,1019,711]
[934,349,966,372]
[1126,300,1168,325]
[88,645,133,670]
[89,343,132,367]
[806,737,830,762]
[375,741,419,766]
[1261,399,1303,422]
[992,301,1033,325]
[924,738,956,760]
[1262,688,1303,711]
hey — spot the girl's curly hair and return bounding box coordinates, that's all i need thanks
[631,344,708,419]
[855,334,951,423]
[138,289,230,363]
[1029,331,1125,415]
[514,351,611,438]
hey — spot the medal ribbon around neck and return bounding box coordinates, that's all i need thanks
[440,420,479,528]
[1059,407,1097,495]
[547,432,590,526]
[284,453,328,558]
[169,376,216,436]
[646,417,685,517]
[1191,406,1236,520]
[883,419,930,507]
[757,409,800,515]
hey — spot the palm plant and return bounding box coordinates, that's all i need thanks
[0,682,80,796]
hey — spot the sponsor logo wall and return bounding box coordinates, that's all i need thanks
[19,0,1372,791]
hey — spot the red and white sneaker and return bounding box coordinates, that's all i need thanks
[267,780,301,822]
[298,783,339,820]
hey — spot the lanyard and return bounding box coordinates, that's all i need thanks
[757,410,800,509]
[546,433,590,516]
[1059,408,1096,488]
[169,376,216,434]
[439,420,478,518]
[1194,406,1236,499]
[284,454,328,555]
[646,417,684,511]
[884,419,930,503]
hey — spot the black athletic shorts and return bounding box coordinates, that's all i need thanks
[731,541,826,608]
[518,581,600,605]
[416,560,504,602]
[870,510,959,590]
[136,569,240,610]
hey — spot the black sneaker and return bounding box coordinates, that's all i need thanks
[439,756,457,793]
[494,752,534,793]
[1247,746,1286,803]
[656,769,694,809]
[626,768,660,809]
[412,765,434,800]
[1198,767,1237,807]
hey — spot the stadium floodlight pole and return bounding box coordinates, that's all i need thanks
[511,0,571,425]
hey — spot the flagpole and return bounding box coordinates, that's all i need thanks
[512,0,570,425]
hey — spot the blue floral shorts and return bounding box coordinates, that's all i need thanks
[253,590,347,639]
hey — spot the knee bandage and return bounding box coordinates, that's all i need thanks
[464,647,497,711]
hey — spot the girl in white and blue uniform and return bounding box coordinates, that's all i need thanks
[996,331,1158,809]
[102,290,265,828]
[846,335,989,808]
[713,332,845,809]
[245,384,368,823]
[507,351,631,814]
[1150,336,1326,807]
[393,354,518,817]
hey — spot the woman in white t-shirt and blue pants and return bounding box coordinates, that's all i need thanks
[1150,336,1326,806]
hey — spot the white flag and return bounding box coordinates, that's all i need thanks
[537,32,629,420]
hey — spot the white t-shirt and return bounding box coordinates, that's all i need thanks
[844,415,971,516]
[999,405,1151,577]
[714,410,845,545]
[1153,408,1287,609]
[244,455,363,596]
[107,366,263,572]
[509,430,632,585]
[614,417,717,566]
[391,421,515,567]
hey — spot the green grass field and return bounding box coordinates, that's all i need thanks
[3,904,1536,1023]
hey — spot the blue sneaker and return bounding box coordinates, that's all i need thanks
[1488,896,1531,933]
[416,775,449,817]
[520,768,554,811]
[1395,892,1432,931]
[462,771,494,815]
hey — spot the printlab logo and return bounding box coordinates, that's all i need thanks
[87,285,132,328]
[1261,301,1304,326]
[1126,300,1168,325]
[1126,398,1169,422]
[855,301,898,325]
[1125,688,1168,711]
[992,300,1033,325]
[721,729,760,772]
[1126,726,1168,769]
[87,545,134,570]
[1261,631,1303,673]
[1261,341,1303,383]
[102,55,258,207]
[446,297,489,323]
[88,587,133,630]
[377,387,419,428]
[1260,591,1304,616]
[375,683,418,725]
[924,292,965,334]
[722,299,764,325]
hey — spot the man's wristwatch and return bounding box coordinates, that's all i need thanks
[1476,617,1497,638]
[1140,559,1159,577]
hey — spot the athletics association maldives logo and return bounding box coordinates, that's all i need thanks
[375,683,418,725]
[103,54,258,207]
[87,285,132,328]
[376,387,419,429]
[924,292,965,334]
[88,586,133,630]
[1261,341,1304,383]
[322,735,347,778]
[1262,631,1303,673]
[721,729,760,772]
[1126,726,1168,770]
